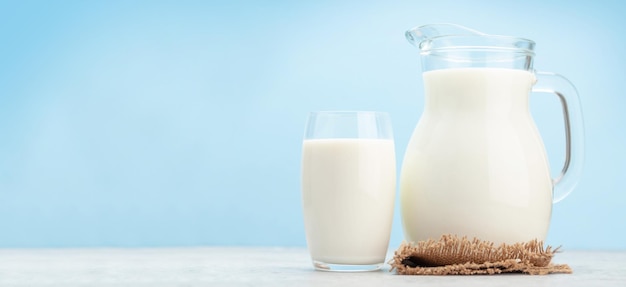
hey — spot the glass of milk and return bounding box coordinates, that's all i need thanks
[301,111,396,272]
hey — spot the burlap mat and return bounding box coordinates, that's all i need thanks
[389,235,572,275]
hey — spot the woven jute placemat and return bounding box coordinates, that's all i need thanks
[389,235,572,275]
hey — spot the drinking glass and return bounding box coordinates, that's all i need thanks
[301,111,396,272]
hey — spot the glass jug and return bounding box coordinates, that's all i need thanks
[400,24,584,245]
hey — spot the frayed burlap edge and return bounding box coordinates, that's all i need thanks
[389,235,572,275]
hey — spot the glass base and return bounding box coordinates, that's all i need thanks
[313,260,383,272]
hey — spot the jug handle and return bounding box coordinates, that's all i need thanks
[532,72,585,203]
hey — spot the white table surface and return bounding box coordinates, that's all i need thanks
[0,247,624,286]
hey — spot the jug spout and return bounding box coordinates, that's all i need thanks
[405,23,485,48]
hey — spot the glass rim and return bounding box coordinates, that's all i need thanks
[304,111,393,140]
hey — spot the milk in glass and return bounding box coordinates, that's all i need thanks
[302,138,396,264]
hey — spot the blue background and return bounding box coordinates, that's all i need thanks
[0,0,624,249]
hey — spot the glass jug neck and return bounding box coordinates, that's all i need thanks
[419,35,536,71]
[406,24,536,72]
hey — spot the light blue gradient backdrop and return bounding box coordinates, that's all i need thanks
[0,0,624,249]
